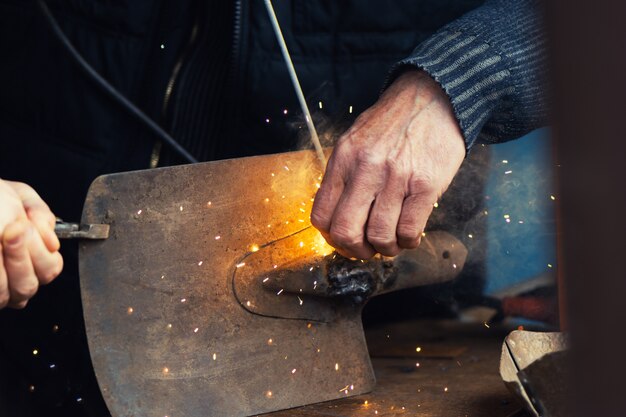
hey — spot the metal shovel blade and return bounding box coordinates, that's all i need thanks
[79,150,375,417]
[79,149,465,417]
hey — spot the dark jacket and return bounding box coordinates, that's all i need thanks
[0,1,545,416]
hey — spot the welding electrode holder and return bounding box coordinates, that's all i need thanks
[54,219,110,240]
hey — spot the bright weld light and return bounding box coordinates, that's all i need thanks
[250,244,260,252]
[127,307,134,314]
[433,202,439,208]
[335,363,339,371]
[198,261,203,266]
[416,347,422,352]
[283,109,288,115]
[212,353,217,360]
[550,195,556,200]
[265,118,270,123]
[207,201,212,207]
[194,328,199,333]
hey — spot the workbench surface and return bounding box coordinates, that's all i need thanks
[262,320,528,417]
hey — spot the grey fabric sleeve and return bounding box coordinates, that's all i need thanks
[388,0,548,150]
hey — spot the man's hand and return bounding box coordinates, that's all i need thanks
[311,70,466,259]
[0,179,63,309]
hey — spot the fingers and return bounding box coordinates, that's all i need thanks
[311,152,346,234]
[366,174,405,256]
[27,226,63,285]
[326,157,388,259]
[396,190,436,250]
[7,181,60,252]
[2,221,38,309]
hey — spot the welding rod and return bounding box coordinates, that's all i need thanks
[263,0,327,169]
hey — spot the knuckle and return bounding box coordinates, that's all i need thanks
[329,224,363,249]
[13,283,38,301]
[397,225,421,244]
[39,266,61,285]
[367,229,395,249]
[409,172,437,195]
[384,158,410,179]
[356,149,384,170]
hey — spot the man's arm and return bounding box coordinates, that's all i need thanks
[0,179,63,308]
[390,0,548,149]
[312,0,547,259]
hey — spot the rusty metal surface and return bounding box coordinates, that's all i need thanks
[79,149,470,417]
[234,230,467,322]
[500,331,568,417]
[79,150,374,417]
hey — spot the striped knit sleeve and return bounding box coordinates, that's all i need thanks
[388,0,548,149]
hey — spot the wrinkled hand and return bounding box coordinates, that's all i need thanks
[311,70,466,259]
[0,179,63,309]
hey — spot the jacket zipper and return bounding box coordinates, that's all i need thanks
[149,21,200,168]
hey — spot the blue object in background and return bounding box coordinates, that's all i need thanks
[484,128,557,294]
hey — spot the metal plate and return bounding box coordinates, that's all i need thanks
[79,150,374,417]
